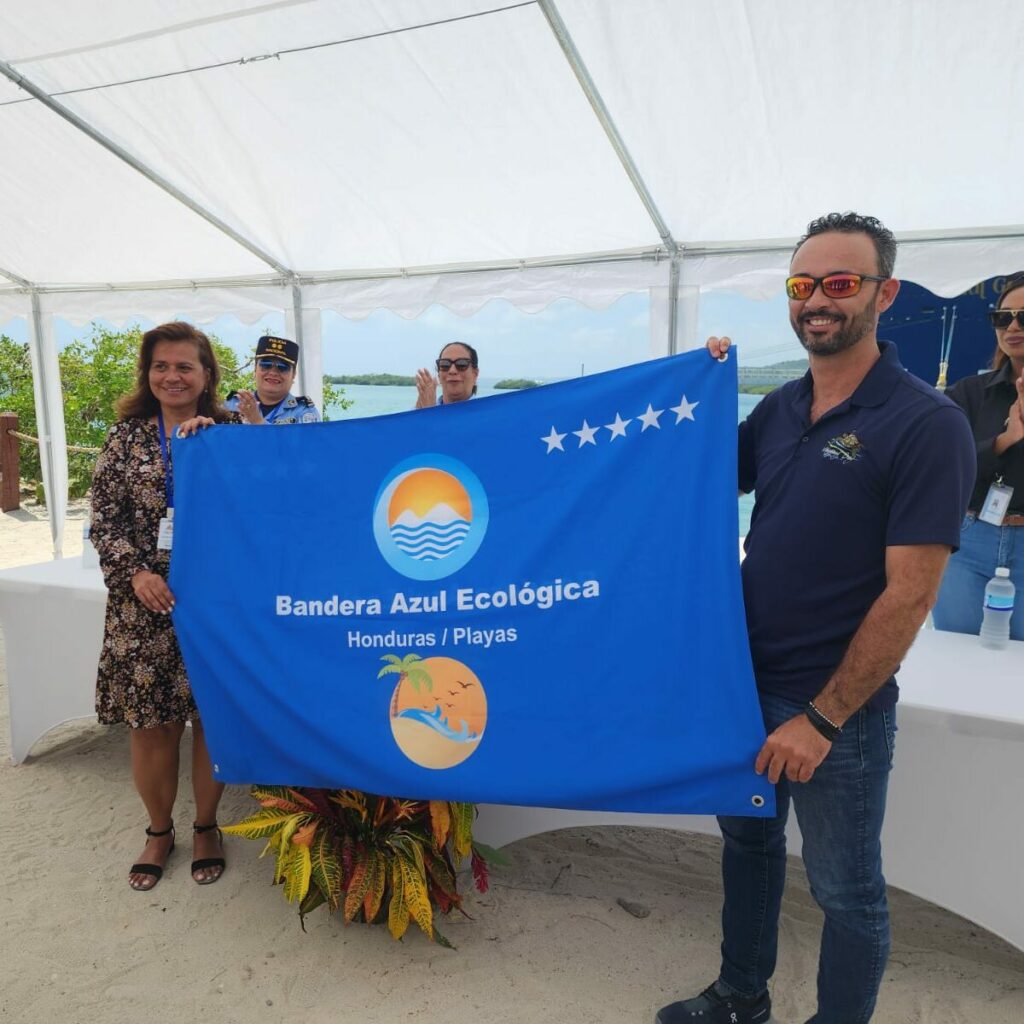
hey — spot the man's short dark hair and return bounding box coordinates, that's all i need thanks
[795,212,897,279]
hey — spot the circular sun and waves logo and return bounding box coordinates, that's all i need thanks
[372,454,489,581]
[379,654,488,769]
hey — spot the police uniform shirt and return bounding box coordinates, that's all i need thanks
[224,391,321,424]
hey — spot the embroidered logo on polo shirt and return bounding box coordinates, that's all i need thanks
[822,432,864,463]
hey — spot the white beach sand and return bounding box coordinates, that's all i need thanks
[1,504,1022,1024]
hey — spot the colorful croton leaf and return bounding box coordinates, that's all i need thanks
[223,787,499,947]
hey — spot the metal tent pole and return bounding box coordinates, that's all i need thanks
[536,0,676,254]
[290,278,307,395]
[0,260,65,556]
[28,290,66,557]
[0,264,33,288]
[0,57,292,278]
[535,0,679,354]
[667,256,680,355]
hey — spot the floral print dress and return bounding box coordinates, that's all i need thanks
[90,417,195,727]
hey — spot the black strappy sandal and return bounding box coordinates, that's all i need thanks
[129,821,175,891]
[191,822,226,885]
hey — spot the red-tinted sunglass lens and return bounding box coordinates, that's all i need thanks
[821,275,862,298]
[786,277,815,300]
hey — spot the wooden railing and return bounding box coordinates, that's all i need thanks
[0,412,101,513]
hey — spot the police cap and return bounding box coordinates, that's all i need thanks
[255,335,299,365]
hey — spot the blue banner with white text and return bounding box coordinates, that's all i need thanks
[171,350,773,816]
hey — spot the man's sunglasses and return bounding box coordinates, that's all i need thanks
[785,273,887,301]
[257,358,292,372]
[988,309,1024,330]
[436,358,474,372]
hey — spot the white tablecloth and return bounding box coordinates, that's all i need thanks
[0,557,106,765]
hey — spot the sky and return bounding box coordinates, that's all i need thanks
[0,289,806,381]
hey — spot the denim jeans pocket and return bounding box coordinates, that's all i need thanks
[881,708,896,765]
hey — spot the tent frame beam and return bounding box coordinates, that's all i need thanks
[0,57,294,279]
[0,264,33,288]
[0,246,671,297]
[536,0,678,257]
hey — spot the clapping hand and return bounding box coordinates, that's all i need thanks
[234,389,265,424]
[1003,372,1024,448]
[415,368,438,408]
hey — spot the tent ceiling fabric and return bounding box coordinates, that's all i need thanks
[556,0,1024,247]
[1,0,1023,296]
[1,0,657,284]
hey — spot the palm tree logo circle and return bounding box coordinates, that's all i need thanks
[372,455,489,580]
[379,654,487,769]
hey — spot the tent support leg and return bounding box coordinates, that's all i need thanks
[27,292,65,558]
[667,257,680,355]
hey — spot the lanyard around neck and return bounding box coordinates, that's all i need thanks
[156,411,174,510]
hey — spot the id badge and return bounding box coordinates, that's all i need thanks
[157,509,174,550]
[979,482,1014,526]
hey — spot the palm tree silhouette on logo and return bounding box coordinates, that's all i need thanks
[378,653,434,718]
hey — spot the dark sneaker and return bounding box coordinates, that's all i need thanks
[655,982,771,1024]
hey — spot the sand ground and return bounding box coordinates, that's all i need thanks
[1,502,1021,1024]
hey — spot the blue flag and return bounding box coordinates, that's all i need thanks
[171,350,773,816]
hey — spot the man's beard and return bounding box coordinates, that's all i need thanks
[791,301,876,356]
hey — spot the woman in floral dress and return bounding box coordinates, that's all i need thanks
[91,321,236,891]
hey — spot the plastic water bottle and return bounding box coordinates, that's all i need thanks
[81,518,99,569]
[979,568,1015,649]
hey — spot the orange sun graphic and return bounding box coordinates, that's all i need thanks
[388,469,471,524]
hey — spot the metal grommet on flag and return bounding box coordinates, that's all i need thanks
[751,794,765,808]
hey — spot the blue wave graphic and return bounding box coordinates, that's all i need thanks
[391,519,470,561]
[397,704,480,742]
[390,521,470,539]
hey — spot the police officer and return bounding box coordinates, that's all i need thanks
[225,335,320,425]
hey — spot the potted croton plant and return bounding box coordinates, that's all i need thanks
[224,786,502,947]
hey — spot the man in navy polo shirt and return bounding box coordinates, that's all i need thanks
[656,213,975,1024]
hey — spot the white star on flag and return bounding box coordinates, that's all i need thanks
[573,420,599,447]
[605,413,631,440]
[541,426,567,453]
[670,395,699,423]
[638,403,663,431]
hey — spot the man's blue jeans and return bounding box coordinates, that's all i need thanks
[932,513,1024,640]
[716,692,896,1024]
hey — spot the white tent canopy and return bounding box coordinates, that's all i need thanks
[2,0,1024,553]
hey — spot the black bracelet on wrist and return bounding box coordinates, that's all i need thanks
[805,701,842,742]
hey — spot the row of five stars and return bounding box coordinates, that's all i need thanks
[541,394,699,453]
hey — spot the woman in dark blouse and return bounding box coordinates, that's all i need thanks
[91,322,237,890]
[933,273,1024,638]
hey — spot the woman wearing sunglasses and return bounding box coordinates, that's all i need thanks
[225,335,320,424]
[932,273,1024,638]
[414,342,480,408]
